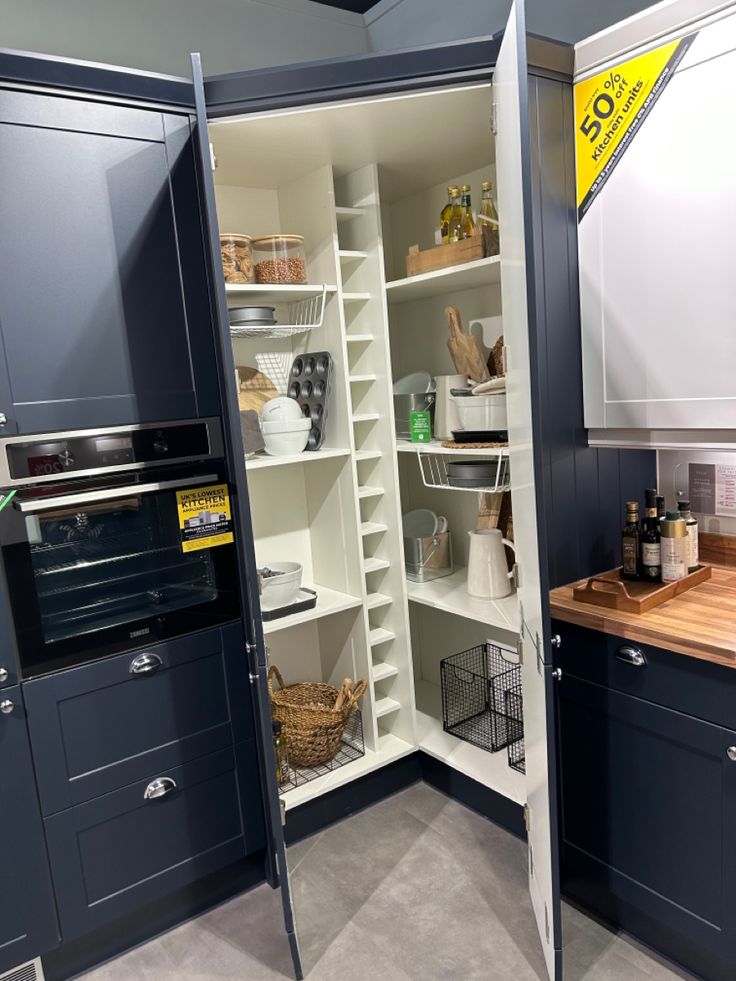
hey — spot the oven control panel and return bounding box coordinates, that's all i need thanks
[5,419,220,483]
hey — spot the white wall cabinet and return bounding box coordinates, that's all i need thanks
[578,1,736,431]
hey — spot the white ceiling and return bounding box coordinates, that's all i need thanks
[210,83,494,201]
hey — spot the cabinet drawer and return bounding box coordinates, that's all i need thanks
[25,628,248,814]
[554,621,736,728]
[45,747,246,941]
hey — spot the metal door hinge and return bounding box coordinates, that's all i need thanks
[523,803,530,832]
[512,562,521,589]
[279,798,286,827]
[246,641,256,654]
[552,667,562,681]
[209,141,217,172]
[490,101,498,136]
[248,672,258,684]
[516,635,524,665]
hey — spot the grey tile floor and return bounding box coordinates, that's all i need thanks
[81,783,695,981]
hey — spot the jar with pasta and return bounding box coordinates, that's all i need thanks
[253,235,308,285]
[220,233,254,284]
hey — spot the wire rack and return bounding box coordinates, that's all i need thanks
[229,285,328,339]
[416,450,511,493]
[505,685,525,773]
[278,708,365,795]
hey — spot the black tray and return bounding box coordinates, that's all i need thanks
[451,429,508,443]
[261,588,317,621]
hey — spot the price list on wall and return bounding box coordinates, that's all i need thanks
[689,463,736,518]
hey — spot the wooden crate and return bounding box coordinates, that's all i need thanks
[406,231,484,277]
[572,564,712,614]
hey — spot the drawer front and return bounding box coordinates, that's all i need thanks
[25,628,245,814]
[45,747,246,941]
[554,621,736,727]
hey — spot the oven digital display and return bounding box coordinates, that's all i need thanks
[27,454,64,477]
[95,437,133,453]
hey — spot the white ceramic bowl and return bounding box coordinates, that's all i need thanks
[261,417,311,435]
[261,396,304,423]
[452,392,507,431]
[260,561,303,607]
[392,371,435,395]
[263,428,310,456]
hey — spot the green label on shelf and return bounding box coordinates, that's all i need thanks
[410,411,432,443]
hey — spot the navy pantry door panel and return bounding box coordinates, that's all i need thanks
[0,88,218,433]
[0,685,59,972]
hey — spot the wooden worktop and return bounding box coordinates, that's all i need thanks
[550,566,736,669]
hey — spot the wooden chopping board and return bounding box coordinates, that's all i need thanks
[445,306,490,383]
[236,366,279,413]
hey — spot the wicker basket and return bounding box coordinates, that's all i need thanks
[268,666,367,767]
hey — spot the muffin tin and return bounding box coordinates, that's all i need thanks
[288,351,333,451]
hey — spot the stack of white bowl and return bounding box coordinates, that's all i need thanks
[261,397,311,456]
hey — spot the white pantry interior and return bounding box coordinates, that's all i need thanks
[208,81,526,815]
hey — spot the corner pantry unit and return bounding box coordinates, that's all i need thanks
[192,3,653,979]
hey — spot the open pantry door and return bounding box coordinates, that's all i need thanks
[494,2,562,978]
[191,54,304,981]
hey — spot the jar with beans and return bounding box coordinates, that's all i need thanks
[219,234,255,284]
[253,235,308,285]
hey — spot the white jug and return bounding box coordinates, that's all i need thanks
[467,529,516,599]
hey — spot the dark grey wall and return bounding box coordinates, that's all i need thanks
[365,0,663,49]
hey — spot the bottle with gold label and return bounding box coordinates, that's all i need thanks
[440,185,459,245]
[460,184,475,240]
[479,180,500,256]
[622,501,640,581]
[447,187,465,243]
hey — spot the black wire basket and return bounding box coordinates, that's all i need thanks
[505,685,525,773]
[440,642,521,753]
[277,708,365,795]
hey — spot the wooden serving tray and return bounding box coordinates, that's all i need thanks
[406,231,484,277]
[572,564,712,614]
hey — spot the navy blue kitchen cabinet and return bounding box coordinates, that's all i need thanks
[556,623,736,980]
[0,87,220,434]
[0,686,59,971]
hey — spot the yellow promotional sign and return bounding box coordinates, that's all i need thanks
[176,483,234,553]
[574,34,695,219]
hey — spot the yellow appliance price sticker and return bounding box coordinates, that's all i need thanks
[574,34,696,220]
[176,483,234,553]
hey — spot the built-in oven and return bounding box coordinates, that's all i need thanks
[0,418,242,678]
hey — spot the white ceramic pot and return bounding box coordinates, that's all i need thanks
[260,561,303,606]
[466,529,516,599]
[452,392,507,431]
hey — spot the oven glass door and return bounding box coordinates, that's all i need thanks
[3,465,241,676]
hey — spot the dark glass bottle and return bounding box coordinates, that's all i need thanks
[656,495,666,527]
[640,489,661,582]
[622,501,640,581]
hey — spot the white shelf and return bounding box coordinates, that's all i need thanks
[262,587,363,635]
[346,333,375,344]
[335,206,366,224]
[414,681,525,804]
[358,485,384,500]
[375,695,402,718]
[396,439,509,458]
[364,556,390,574]
[369,627,396,647]
[225,283,337,304]
[282,733,415,810]
[352,412,380,423]
[339,249,368,262]
[349,373,377,383]
[366,592,392,611]
[361,521,388,537]
[406,569,519,633]
[343,291,372,303]
[355,449,382,462]
[372,661,399,683]
[386,256,501,305]
[246,448,351,471]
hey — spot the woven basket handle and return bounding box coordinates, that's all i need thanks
[267,665,286,699]
[332,677,368,714]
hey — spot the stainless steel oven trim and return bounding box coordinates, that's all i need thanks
[0,417,225,487]
[15,473,219,513]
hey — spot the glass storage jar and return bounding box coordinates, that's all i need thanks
[253,235,308,285]
[219,233,255,284]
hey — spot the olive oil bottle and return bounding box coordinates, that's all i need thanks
[479,180,500,256]
[639,488,661,582]
[622,501,640,581]
[447,187,465,243]
[440,185,459,245]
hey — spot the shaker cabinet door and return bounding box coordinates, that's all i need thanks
[0,686,59,971]
[0,88,219,433]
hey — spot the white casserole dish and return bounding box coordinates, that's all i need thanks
[451,392,507,431]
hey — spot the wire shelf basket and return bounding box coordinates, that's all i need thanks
[505,685,525,773]
[278,708,365,795]
[416,450,511,493]
[230,285,328,339]
[440,642,521,753]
